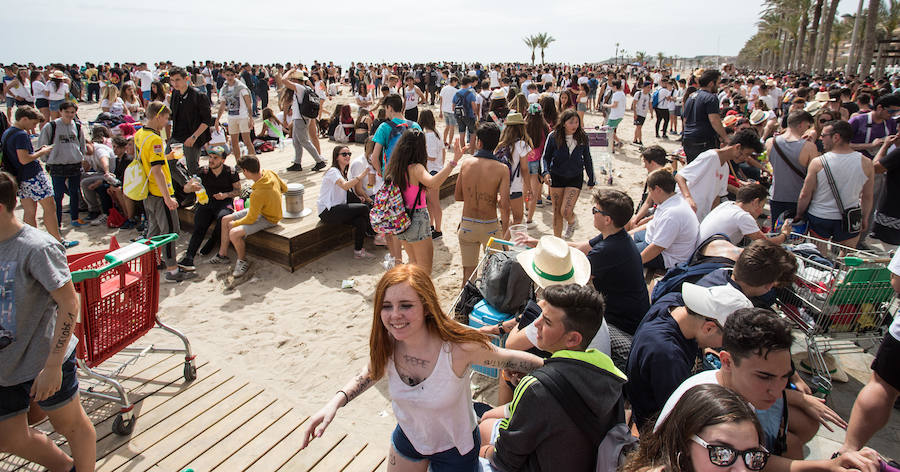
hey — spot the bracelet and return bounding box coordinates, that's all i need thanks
[337,390,349,406]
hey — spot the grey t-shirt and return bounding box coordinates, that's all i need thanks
[38,118,86,165]
[0,225,72,386]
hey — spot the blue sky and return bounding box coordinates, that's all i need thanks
[0,0,858,66]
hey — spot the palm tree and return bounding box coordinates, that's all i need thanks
[523,35,539,65]
[859,0,879,76]
[832,15,852,70]
[656,52,665,68]
[846,0,865,74]
[874,0,900,77]
[806,0,825,71]
[814,0,840,73]
[534,32,556,65]
[635,51,647,65]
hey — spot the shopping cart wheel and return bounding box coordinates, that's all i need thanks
[184,362,197,382]
[112,414,135,435]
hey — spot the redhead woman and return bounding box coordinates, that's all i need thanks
[302,265,543,472]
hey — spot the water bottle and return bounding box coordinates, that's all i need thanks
[192,175,209,205]
[382,254,396,270]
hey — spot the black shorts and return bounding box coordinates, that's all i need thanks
[0,351,79,421]
[634,115,646,126]
[549,173,583,189]
[872,332,900,391]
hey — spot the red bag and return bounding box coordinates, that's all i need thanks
[107,207,127,228]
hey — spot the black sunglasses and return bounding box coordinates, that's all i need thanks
[691,435,770,471]
[591,207,608,216]
[339,152,352,157]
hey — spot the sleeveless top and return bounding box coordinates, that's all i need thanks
[808,152,868,220]
[402,183,427,209]
[769,136,807,203]
[404,86,418,110]
[388,342,477,455]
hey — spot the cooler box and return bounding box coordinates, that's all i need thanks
[468,299,515,378]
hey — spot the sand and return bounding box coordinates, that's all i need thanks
[14,85,687,446]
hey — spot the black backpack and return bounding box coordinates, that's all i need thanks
[297,85,321,120]
[480,251,533,315]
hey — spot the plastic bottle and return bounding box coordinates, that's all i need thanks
[382,254,396,270]
[192,175,209,205]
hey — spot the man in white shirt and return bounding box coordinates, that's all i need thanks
[602,80,627,148]
[699,183,791,244]
[489,65,501,89]
[676,129,764,222]
[214,66,256,160]
[630,169,699,269]
[135,63,154,106]
[438,76,459,147]
[526,83,540,104]
[631,82,652,145]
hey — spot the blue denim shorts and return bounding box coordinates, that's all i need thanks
[444,114,457,127]
[49,99,65,112]
[807,213,858,242]
[0,351,80,421]
[391,424,480,471]
[397,208,431,242]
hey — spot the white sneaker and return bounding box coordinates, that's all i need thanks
[90,214,108,226]
[232,259,251,277]
[563,221,576,240]
[526,220,537,229]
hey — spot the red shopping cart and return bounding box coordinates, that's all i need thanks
[67,234,196,435]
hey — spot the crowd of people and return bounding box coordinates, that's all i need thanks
[2,58,900,472]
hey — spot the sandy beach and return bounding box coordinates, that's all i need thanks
[12,86,711,446]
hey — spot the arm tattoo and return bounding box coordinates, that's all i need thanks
[345,373,373,402]
[481,358,542,372]
[53,313,75,352]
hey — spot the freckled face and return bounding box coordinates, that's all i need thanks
[381,283,427,341]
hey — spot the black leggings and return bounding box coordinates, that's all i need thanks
[654,108,670,136]
[319,203,370,250]
[186,204,233,259]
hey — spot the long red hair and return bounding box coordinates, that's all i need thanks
[369,265,491,380]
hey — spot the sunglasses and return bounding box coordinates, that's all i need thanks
[339,152,352,157]
[691,435,770,471]
[591,207,608,216]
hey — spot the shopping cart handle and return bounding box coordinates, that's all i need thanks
[487,238,514,248]
[842,256,892,267]
[70,234,179,282]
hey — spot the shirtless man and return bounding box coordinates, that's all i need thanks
[455,123,510,286]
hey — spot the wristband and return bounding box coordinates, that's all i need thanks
[337,390,349,406]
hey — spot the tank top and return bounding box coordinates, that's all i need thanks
[808,152,868,220]
[769,136,807,203]
[388,343,477,455]
[402,183,427,209]
[405,86,418,110]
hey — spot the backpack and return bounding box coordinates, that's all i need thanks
[530,359,636,472]
[49,119,83,146]
[493,145,516,180]
[123,158,149,200]
[380,120,410,171]
[651,89,661,108]
[296,85,321,120]
[169,159,196,208]
[480,251,533,315]
[452,89,471,121]
[369,180,422,234]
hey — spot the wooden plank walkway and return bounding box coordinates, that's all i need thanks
[0,353,384,472]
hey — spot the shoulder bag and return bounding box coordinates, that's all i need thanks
[819,155,863,233]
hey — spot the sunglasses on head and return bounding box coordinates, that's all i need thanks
[691,435,770,471]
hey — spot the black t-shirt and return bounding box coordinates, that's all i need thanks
[879,148,900,218]
[624,292,699,429]
[199,165,240,204]
[587,229,650,335]
[683,89,721,142]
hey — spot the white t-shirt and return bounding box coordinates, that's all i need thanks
[527,93,540,104]
[47,82,68,101]
[656,88,672,109]
[317,167,348,214]
[698,201,760,244]
[32,80,48,100]
[86,143,115,172]
[509,140,532,194]
[654,369,720,430]
[489,70,500,89]
[101,98,126,116]
[439,85,458,114]
[676,149,729,222]
[136,70,153,92]
[220,81,250,119]
[646,194,700,268]
[348,154,381,198]
[887,252,900,340]
[609,91,627,120]
[633,91,651,117]
[425,131,444,173]
[541,73,555,84]
[524,317,611,357]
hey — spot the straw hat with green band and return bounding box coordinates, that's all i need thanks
[792,351,849,383]
[516,235,590,288]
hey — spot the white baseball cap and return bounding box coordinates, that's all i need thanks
[682,282,753,326]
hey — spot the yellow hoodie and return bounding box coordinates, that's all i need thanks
[233,170,288,226]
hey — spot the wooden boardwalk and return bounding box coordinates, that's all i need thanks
[0,353,385,472]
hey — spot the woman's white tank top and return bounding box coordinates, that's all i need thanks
[388,342,476,455]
